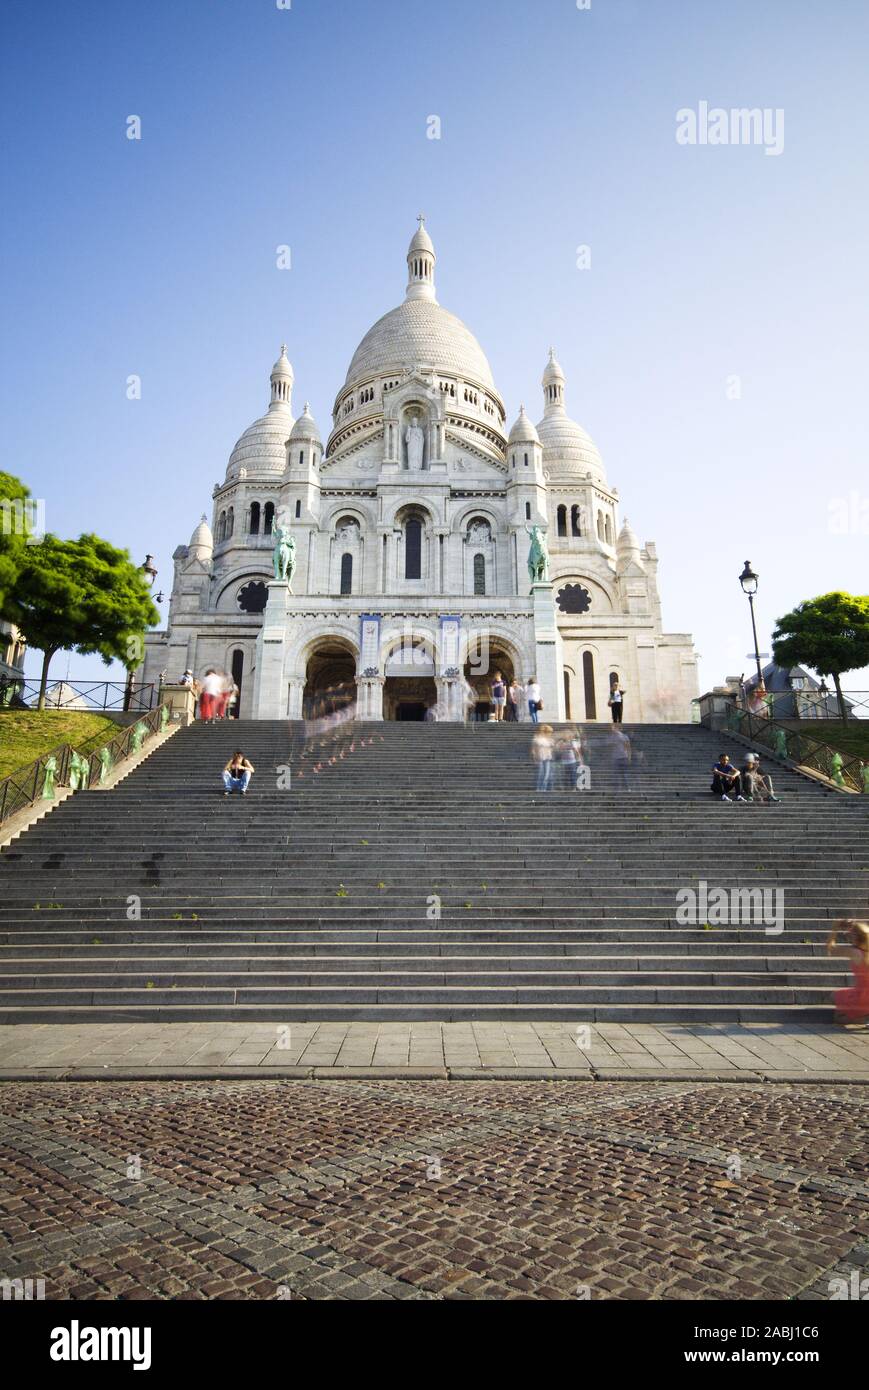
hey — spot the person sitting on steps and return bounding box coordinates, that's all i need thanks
[741,752,781,802]
[711,753,744,802]
[223,750,255,797]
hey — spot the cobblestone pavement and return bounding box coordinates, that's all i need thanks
[1,1021,868,1079]
[0,1079,866,1300]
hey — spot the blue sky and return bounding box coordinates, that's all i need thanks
[2,0,867,690]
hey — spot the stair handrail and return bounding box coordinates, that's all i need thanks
[0,742,74,823]
[725,704,866,793]
[0,702,173,822]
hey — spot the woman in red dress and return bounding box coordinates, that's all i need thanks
[827,919,869,1025]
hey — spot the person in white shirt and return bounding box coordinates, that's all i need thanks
[198,669,224,723]
[526,678,541,724]
[608,681,624,723]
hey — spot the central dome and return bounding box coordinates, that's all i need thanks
[344,298,496,392]
[342,221,496,394]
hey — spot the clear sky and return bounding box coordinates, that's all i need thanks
[2,0,867,691]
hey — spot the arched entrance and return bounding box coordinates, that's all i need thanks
[464,640,517,722]
[303,639,357,720]
[383,635,437,720]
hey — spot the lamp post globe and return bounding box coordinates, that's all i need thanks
[738,561,764,687]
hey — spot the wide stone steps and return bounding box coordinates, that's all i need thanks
[0,718,865,1022]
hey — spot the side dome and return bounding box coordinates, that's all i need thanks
[188,514,213,562]
[616,518,644,570]
[535,348,605,483]
[289,402,321,442]
[508,404,539,445]
[226,349,295,480]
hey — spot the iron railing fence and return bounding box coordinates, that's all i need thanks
[726,705,866,794]
[738,689,869,720]
[0,703,171,824]
[0,743,73,823]
[0,678,156,711]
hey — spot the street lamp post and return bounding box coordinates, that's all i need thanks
[739,560,764,689]
[124,554,159,712]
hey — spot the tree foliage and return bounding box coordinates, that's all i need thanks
[0,470,32,613]
[772,591,869,721]
[5,533,160,708]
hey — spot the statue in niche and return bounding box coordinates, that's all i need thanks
[405,414,425,471]
[335,520,360,544]
[467,521,491,545]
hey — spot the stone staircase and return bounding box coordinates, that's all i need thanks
[0,718,866,1023]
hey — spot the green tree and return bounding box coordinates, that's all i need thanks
[5,533,160,709]
[0,470,32,613]
[772,591,869,722]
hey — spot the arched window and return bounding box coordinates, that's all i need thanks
[596,511,604,540]
[263,502,275,535]
[473,552,486,595]
[557,505,567,537]
[217,511,226,542]
[404,517,422,579]
[340,553,353,596]
[249,502,260,535]
[583,652,597,719]
[571,504,582,537]
[230,649,244,718]
[524,452,529,467]
[525,501,531,520]
[294,499,301,519]
[227,507,234,537]
[563,670,571,719]
[605,515,613,545]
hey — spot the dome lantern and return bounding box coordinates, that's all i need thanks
[542,347,566,414]
[405,214,437,303]
[270,344,294,410]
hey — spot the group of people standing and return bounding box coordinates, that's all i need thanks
[484,675,625,724]
[486,673,542,723]
[183,668,239,723]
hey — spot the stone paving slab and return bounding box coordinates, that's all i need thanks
[0,1077,866,1300]
[0,1021,867,1081]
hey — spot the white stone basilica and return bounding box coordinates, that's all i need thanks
[139,221,698,722]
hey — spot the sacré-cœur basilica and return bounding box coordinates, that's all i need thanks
[138,221,698,722]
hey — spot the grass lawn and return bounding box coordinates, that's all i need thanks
[0,711,120,779]
[789,722,869,762]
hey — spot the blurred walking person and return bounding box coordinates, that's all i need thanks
[532,723,554,792]
[827,920,869,1025]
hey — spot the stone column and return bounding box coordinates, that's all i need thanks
[435,675,463,722]
[160,684,196,727]
[252,581,291,718]
[357,675,384,721]
[287,676,305,720]
[531,581,565,720]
